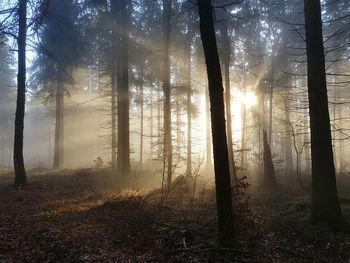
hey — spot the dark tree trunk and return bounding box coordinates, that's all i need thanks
[149,90,154,160]
[14,0,27,187]
[240,60,247,170]
[268,63,274,147]
[150,90,154,159]
[205,78,212,169]
[284,95,293,175]
[263,129,277,191]
[219,22,236,181]
[116,0,131,179]
[111,63,117,171]
[163,0,172,188]
[157,83,162,159]
[198,0,234,247]
[139,65,144,167]
[304,0,343,226]
[175,88,180,151]
[110,1,118,172]
[53,79,64,169]
[186,23,193,177]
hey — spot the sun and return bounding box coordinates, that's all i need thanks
[236,90,257,108]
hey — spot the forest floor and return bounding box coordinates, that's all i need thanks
[0,169,349,262]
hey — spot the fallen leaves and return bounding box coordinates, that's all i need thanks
[0,171,349,262]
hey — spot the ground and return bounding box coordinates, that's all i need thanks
[0,169,349,262]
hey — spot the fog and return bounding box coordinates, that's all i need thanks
[0,0,349,192]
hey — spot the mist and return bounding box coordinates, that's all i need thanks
[0,0,349,262]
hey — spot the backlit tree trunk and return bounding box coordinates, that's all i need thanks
[198,0,234,246]
[304,0,343,226]
[116,0,131,179]
[186,22,193,177]
[53,80,64,169]
[205,80,212,169]
[263,129,277,191]
[111,63,117,171]
[163,0,172,188]
[219,22,236,181]
[14,0,27,187]
[139,67,144,167]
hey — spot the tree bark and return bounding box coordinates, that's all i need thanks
[186,22,193,177]
[263,129,277,191]
[163,0,172,188]
[53,79,64,169]
[198,0,234,247]
[14,0,27,187]
[284,95,293,175]
[110,1,118,172]
[139,65,144,167]
[219,22,236,181]
[116,0,131,179]
[111,62,117,171]
[304,0,343,226]
[205,79,212,169]
[268,63,274,147]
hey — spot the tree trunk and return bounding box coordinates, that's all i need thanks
[219,22,236,181]
[285,127,293,174]
[163,0,172,188]
[284,94,293,175]
[304,0,343,226]
[175,92,180,151]
[198,0,234,247]
[257,83,264,179]
[157,83,162,159]
[0,135,4,167]
[53,79,64,169]
[263,129,277,191]
[186,24,192,177]
[338,106,344,171]
[14,0,27,187]
[111,63,117,171]
[205,79,212,169]
[110,1,118,172]
[332,84,337,171]
[240,103,246,169]
[116,0,131,179]
[240,59,247,170]
[139,66,144,167]
[150,90,154,159]
[268,63,274,147]
[303,125,310,176]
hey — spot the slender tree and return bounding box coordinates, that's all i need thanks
[185,14,193,177]
[32,0,82,169]
[304,0,343,226]
[218,21,236,181]
[116,0,131,179]
[163,0,173,188]
[0,44,14,168]
[13,0,27,187]
[198,0,234,246]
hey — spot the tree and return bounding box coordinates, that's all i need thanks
[304,0,343,226]
[198,0,234,246]
[0,43,14,168]
[218,18,236,181]
[113,0,131,179]
[263,129,277,192]
[185,10,194,177]
[32,0,82,169]
[162,0,173,188]
[13,0,27,187]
